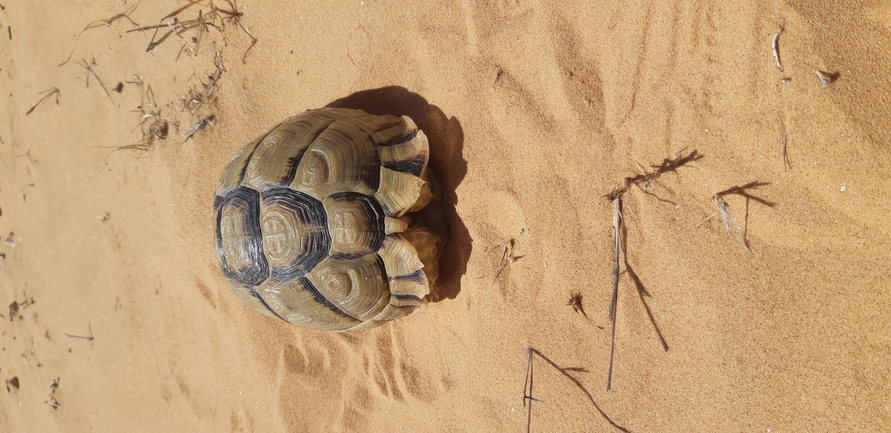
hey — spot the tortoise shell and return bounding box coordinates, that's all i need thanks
[213,108,439,331]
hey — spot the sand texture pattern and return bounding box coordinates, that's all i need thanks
[1,1,890,432]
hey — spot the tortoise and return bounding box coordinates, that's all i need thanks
[213,108,440,331]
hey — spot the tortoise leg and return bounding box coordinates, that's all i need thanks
[401,227,440,288]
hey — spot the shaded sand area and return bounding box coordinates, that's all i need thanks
[1,1,890,431]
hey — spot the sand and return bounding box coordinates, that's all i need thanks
[1,1,890,431]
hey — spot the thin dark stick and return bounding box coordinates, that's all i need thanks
[64,323,94,341]
[59,1,141,66]
[488,239,522,282]
[703,182,776,254]
[128,0,255,63]
[494,242,509,281]
[183,115,215,144]
[216,0,257,63]
[607,197,622,391]
[782,134,792,171]
[601,149,701,392]
[133,0,202,52]
[523,347,535,433]
[523,348,544,432]
[526,348,629,432]
[77,57,114,102]
[25,87,60,115]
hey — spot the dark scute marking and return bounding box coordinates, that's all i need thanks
[330,251,371,260]
[392,294,424,303]
[382,154,428,176]
[366,157,381,192]
[280,120,334,187]
[329,192,386,253]
[262,188,331,280]
[389,269,426,283]
[213,195,223,211]
[216,186,270,286]
[376,255,389,283]
[280,147,309,187]
[249,286,288,322]
[299,277,358,321]
[379,129,418,147]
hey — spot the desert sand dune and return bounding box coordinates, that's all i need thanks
[1,1,889,432]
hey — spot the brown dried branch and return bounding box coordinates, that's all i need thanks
[99,76,174,164]
[25,87,60,115]
[604,148,702,202]
[524,348,630,432]
[127,0,256,63]
[782,134,792,171]
[59,1,142,66]
[486,239,524,282]
[63,323,94,341]
[700,182,776,255]
[216,0,257,63]
[183,115,215,143]
[77,57,115,102]
[179,48,225,114]
[601,149,700,391]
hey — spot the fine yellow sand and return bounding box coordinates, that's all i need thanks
[2,1,890,432]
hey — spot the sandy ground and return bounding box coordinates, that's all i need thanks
[1,1,890,432]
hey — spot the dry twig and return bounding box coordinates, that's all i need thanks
[699,182,776,255]
[179,48,225,114]
[523,348,629,432]
[128,0,256,63]
[64,323,94,341]
[602,149,700,391]
[77,57,115,102]
[782,134,791,171]
[772,27,784,71]
[98,76,173,163]
[183,115,215,143]
[59,1,142,66]
[487,239,523,282]
[523,348,543,433]
[26,87,61,115]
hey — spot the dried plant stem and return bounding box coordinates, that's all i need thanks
[59,1,142,66]
[494,242,510,281]
[772,28,784,71]
[25,87,60,115]
[77,57,114,102]
[782,134,791,171]
[600,149,701,391]
[128,0,256,63]
[183,115,215,143]
[63,323,94,341]
[522,348,542,433]
[486,239,522,282]
[713,196,752,255]
[606,197,623,391]
[702,182,776,255]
